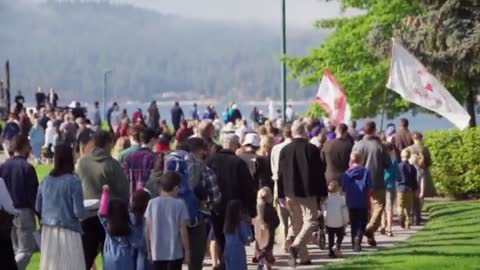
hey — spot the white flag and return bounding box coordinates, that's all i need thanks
[315,70,351,126]
[386,41,470,130]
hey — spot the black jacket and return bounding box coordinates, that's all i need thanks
[206,149,256,217]
[278,138,327,198]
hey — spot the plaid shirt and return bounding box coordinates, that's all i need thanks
[190,157,222,211]
[123,147,159,197]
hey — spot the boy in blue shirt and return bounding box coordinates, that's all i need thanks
[343,152,372,252]
[397,150,418,229]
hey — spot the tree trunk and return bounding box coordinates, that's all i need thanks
[466,87,477,128]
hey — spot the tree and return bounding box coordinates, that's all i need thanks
[288,0,479,127]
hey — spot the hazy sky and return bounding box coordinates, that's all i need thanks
[115,0,359,30]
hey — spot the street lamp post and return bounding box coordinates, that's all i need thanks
[103,69,113,119]
[281,0,287,122]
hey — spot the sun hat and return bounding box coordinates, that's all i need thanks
[242,133,260,147]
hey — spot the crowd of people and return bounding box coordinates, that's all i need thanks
[0,96,436,270]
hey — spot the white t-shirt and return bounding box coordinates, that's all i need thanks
[322,192,349,228]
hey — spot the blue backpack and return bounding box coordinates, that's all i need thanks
[164,150,203,226]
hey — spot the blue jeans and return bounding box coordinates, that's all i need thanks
[11,209,36,270]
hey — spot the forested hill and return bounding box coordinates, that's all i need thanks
[0,0,326,103]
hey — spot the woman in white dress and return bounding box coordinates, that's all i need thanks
[36,144,86,270]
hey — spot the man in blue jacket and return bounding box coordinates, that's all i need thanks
[0,135,39,270]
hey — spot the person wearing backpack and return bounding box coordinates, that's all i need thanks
[164,138,221,270]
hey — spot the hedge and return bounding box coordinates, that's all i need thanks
[424,127,480,197]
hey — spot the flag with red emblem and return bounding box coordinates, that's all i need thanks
[315,70,351,126]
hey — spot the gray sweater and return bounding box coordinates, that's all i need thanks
[352,136,390,190]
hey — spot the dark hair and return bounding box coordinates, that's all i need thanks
[175,143,190,152]
[94,131,113,148]
[187,138,207,153]
[175,101,179,106]
[11,134,29,153]
[212,144,222,153]
[140,128,157,145]
[112,102,118,107]
[400,118,409,128]
[130,190,151,225]
[159,171,181,192]
[107,199,131,237]
[412,131,423,140]
[337,123,348,135]
[385,142,395,152]
[50,144,74,177]
[94,101,99,107]
[224,200,243,234]
[350,120,357,128]
[364,121,376,135]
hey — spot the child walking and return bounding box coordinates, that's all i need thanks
[342,152,372,252]
[130,189,152,270]
[381,143,399,237]
[323,182,349,258]
[144,171,190,270]
[224,200,253,270]
[397,150,418,229]
[98,185,136,270]
[253,187,280,270]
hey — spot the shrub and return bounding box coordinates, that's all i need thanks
[424,127,480,197]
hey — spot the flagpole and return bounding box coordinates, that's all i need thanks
[381,38,396,131]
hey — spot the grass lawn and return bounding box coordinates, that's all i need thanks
[325,201,480,270]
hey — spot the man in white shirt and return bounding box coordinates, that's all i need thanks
[286,105,295,123]
[270,126,293,251]
[234,119,251,145]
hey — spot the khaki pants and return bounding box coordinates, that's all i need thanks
[286,196,318,262]
[397,191,414,227]
[366,190,386,236]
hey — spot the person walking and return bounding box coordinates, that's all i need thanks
[321,123,353,186]
[147,101,161,133]
[3,113,21,157]
[0,174,18,270]
[381,143,399,236]
[48,88,59,109]
[352,121,391,247]
[123,128,159,198]
[0,135,39,270]
[145,172,190,270]
[342,152,372,252]
[254,135,275,191]
[35,87,46,110]
[29,117,45,165]
[397,150,418,229]
[36,144,86,270]
[171,101,184,133]
[406,131,436,225]
[253,187,279,270]
[394,118,414,153]
[206,134,257,269]
[118,126,142,163]
[90,101,102,130]
[76,131,130,269]
[270,127,293,252]
[224,200,252,270]
[277,120,328,266]
[106,102,119,134]
[322,181,349,258]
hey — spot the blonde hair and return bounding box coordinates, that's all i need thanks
[256,187,273,223]
[257,187,273,205]
[409,153,419,166]
[257,136,274,156]
[350,151,363,164]
[328,181,339,193]
[401,149,410,161]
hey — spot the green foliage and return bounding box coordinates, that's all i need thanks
[325,201,480,270]
[424,128,480,197]
[287,0,421,119]
[0,1,322,102]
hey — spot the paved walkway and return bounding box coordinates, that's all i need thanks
[189,216,426,270]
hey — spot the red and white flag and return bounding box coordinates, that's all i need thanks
[315,70,351,125]
[386,40,470,130]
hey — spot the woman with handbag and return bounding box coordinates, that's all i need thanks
[0,176,18,270]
